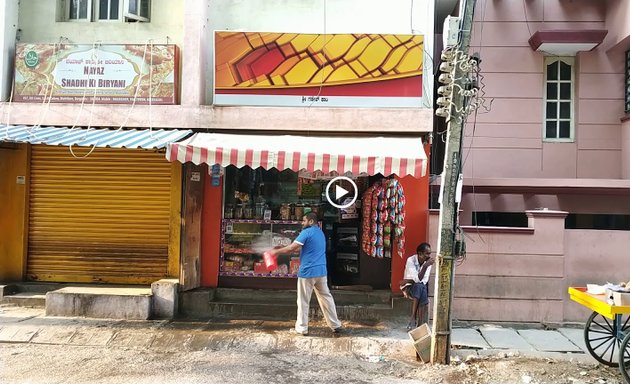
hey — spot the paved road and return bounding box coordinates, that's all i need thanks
[0,305,592,361]
[0,305,612,384]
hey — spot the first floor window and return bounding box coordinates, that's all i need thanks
[63,0,149,22]
[69,0,90,20]
[98,0,120,20]
[544,57,574,140]
[125,0,150,22]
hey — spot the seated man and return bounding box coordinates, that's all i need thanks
[401,242,434,330]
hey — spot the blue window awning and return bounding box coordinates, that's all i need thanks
[0,125,192,150]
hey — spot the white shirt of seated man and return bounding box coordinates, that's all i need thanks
[403,249,432,285]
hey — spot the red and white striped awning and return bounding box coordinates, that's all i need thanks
[166,133,427,178]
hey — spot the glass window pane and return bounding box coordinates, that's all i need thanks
[128,0,138,14]
[560,83,571,100]
[560,102,571,118]
[546,102,557,119]
[70,0,78,19]
[546,83,557,99]
[560,62,571,80]
[140,0,149,18]
[559,121,571,138]
[79,0,88,19]
[546,121,557,139]
[110,0,119,19]
[99,0,108,19]
[547,62,558,80]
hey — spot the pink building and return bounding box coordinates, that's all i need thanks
[429,0,630,322]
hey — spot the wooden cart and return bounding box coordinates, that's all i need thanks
[568,287,630,383]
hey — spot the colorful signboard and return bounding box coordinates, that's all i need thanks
[214,32,423,108]
[14,44,178,104]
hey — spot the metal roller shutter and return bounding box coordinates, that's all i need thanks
[27,146,174,284]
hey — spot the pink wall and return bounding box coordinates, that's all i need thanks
[604,0,630,50]
[463,0,624,182]
[428,207,630,323]
[623,119,630,178]
[459,192,630,225]
[563,229,630,321]
[428,209,568,322]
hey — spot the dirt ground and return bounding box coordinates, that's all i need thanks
[0,343,625,384]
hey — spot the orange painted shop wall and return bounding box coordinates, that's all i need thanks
[201,169,222,287]
[391,143,430,293]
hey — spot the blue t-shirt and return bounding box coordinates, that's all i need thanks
[293,225,327,278]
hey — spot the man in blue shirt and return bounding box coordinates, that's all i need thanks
[267,212,342,336]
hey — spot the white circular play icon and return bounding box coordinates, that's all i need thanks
[325,176,358,209]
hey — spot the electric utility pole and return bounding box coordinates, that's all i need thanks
[431,0,477,365]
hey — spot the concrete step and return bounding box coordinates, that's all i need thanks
[1,282,58,308]
[213,288,391,305]
[206,301,393,321]
[46,286,152,320]
[12,282,64,294]
[1,292,46,308]
[179,288,398,321]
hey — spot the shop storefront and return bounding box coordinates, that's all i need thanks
[0,125,191,285]
[167,132,430,291]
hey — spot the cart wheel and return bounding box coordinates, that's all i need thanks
[584,311,630,367]
[619,332,630,384]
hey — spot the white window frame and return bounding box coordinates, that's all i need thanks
[60,0,149,22]
[123,0,150,22]
[66,0,93,22]
[543,57,575,142]
[95,0,123,22]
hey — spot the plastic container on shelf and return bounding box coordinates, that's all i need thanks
[294,204,305,219]
[234,205,243,219]
[254,202,266,219]
[243,205,253,219]
[279,204,291,220]
[224,205,234,219]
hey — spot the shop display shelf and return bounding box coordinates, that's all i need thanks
[223,219,302,225]
[219,271,298,278]
[225,232,264,236]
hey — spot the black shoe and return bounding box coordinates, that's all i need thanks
[332,327,344,334]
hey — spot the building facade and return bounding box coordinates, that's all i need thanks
[0,0,437,301]
[429,0,630,322]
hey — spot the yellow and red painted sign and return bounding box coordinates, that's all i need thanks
[214,31,424,107]
[14,43,178,105]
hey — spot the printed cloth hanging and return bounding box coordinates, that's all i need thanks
[361,179,406,258]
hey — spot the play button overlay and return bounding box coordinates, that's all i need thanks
[326,176,358,209]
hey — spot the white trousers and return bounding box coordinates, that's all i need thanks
[295,276,342,333]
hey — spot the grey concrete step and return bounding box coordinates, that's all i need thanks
[46,286,152,320]
[1,283,52,308]
[213,288,391,305]
[13,282,64,294]
[180,288,397,321]
[1,292,46,308]
[205,301,393,321]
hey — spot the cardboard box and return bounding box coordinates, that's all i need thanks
[408,323,431,363]
[613,291,630,306]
